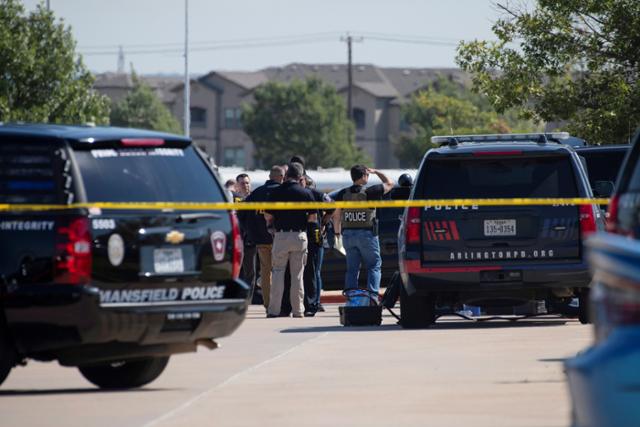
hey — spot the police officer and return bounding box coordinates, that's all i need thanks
[332,165,394,299]
[264,163,316,318]
[301,175,333,316]
[235,173,257,293]
[241,166,284,310]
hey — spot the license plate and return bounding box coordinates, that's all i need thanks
[153,248,184,273]
[484,219,516,236]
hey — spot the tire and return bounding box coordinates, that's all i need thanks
[578,289,590,325]
[400,284,436,329]
[79,356,170,389]
[0,321,16,387]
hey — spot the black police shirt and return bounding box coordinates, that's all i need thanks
[332,184,385,202]
[267,181,315,231]
[239,180,281,244]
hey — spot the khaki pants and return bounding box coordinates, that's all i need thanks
[257,244,272,308]
[268,231,307,317]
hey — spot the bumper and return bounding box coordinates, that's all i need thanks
[401,261,590,295]
[3,280,250,365]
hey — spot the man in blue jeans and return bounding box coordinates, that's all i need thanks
[332,165,394,299]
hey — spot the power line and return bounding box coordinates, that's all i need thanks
[78,32,461,56]
[78,31,343,50]
[80,35,339,56]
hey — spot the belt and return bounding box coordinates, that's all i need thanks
[275,229,305,232]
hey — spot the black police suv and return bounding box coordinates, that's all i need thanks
[607,129,640,237]
[0,124,249,388]
[398,133,603,328]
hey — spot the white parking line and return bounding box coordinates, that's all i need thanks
[141,331,329,427]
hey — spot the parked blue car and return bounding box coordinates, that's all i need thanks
[565,233,640,427]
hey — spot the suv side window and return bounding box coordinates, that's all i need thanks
[73,146,225,202]
[0,140,72,204]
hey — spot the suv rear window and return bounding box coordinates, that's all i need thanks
[0,141,70,204]
[420,155,578,199]
[74,146,225,202]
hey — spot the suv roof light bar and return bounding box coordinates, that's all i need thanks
[431,132,570,147]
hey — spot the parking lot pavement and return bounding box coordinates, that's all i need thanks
[0,305,591,427]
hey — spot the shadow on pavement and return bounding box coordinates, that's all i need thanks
[279,316,570,333]
[280,323,401,333]
[431,317,570,329]
[538,357,570,363]
[0,387,174,397]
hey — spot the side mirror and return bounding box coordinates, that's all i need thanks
[593,181,615,198]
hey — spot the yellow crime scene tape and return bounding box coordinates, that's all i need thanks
[0,198,610,212]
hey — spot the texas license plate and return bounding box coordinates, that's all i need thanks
[484,219,516,236]
[153,248,184,273]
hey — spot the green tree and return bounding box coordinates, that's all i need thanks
[394,78,538,167]
[110,73,182,134]
[242,78,366,168]
[0,0,109,124]
[456,0,640,144]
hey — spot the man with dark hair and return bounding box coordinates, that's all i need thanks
[241,166,284,310]
[264,163,316,317]
[235,173,251,199]
[332,165,394,299]
[290,155,305,168]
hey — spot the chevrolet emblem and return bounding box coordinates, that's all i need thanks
[165,230,185,244]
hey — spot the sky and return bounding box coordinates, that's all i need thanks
[23,0,505,75]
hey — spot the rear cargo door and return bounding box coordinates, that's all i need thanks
[418,154,582,266]
[72,145,241,305]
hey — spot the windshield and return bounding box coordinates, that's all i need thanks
[420,155,578,199]
[74,146,225,202]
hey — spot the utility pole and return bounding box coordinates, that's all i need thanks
[46,0,50,10]
[340,33,362,120]
[117,46,125,74]
[183,0,190,137]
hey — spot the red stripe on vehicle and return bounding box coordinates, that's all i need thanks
[403,260,502,273]
[424,222,433,240]
[443,221,452,241]
[429,221,438,241]
[449,220,460,240]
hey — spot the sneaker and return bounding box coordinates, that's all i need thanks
[317,304,326,312]
[292,313,303,318]
[303,311,316,317]
[266,314,279,318]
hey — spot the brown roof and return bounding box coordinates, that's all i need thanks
[94,72,182,103]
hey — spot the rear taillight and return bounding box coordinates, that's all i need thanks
[54,217,92,285]
[406,207,421,244]
[579,204,597,237]
[229,212,243,279]
[605,194,620,233]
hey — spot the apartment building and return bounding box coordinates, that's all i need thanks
[95,65,466,169]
